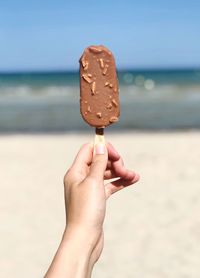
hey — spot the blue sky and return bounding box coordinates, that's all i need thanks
[1,0,200,71]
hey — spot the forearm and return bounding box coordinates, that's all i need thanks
[87,262,94,278]
[45,228,95,278]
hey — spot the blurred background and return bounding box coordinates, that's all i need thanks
[1,0,200,277]
[1,0,200,131]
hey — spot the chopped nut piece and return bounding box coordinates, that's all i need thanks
[82,74,92,83]
[113,87,117,93]
[87,106,91,112]
[81,56,86,67]
[104,82,109,86]
[103,68,107,75]
[99,58,104,68]
[88,73,92,77]
[102,65,108,75]
[84,62,89,70]
[81,57,89,71]
[109,116,118,123]
[111,99,118,107]
[109,83,113,88]
[89,46,103,53]
[106,103,113,110]
[91,82,96,94]
[96,112,102,118]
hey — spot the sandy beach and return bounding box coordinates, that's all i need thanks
[1,131,200,278]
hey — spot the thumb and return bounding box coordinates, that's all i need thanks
[89,142,108,182]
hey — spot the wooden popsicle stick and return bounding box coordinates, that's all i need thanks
[93,128,105,156]
[95,128,105,145]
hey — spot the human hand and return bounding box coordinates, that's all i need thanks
[64,142,140,265]
[45,142,140,278]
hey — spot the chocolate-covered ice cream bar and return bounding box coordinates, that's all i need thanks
[79,45,120,128]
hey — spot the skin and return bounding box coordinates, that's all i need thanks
[45,142,140,278]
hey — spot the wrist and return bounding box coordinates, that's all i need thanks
[63,225,100,253]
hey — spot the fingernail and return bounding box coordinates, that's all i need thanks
[95,143,105,155]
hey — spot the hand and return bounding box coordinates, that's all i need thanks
[64,142,139,269]
[45,142,140,278]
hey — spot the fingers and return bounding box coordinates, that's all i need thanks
[104,143,140,198]
[110,157,138,180]
[111,158,128,178]
[105,155,130,180]
[89,143,108,182]
[106,142,120,162]
[106,157,124,170]
[104,167,136,180]
[104,169,115,180]
[105,174,140,199]
[67,142,117,183]
[105,144,136,181]
[67,142,139,192]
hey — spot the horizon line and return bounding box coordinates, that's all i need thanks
[1,66,200,75]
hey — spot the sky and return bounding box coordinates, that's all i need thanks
[1,0,200,71]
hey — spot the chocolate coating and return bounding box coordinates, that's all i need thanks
[79,45,120,128]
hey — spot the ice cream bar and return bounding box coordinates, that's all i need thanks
[79,45,120,128]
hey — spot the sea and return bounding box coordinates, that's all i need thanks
[0,69,200,132]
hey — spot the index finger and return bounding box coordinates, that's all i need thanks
[107,142,120,161]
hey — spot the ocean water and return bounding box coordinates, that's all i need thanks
[0,69,200,132]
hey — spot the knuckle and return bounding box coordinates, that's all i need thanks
[63,167,73,184]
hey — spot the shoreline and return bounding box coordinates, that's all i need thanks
[0,128,200,135]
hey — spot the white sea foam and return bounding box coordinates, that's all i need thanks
[0,82,200,131]
[0,85,78,100]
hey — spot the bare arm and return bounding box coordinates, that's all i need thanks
[45,142,140,278]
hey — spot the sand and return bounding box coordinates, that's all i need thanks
[0,131,200,278]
